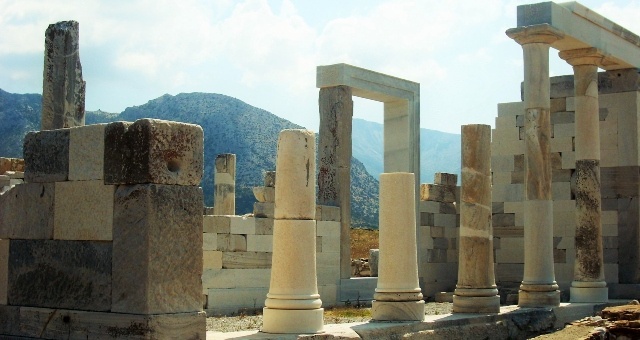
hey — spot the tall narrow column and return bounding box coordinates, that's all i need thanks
[263,130,323,334]
[41,21,86,130]
[559,48,608,302]
[213,153,236,215]
[372,172,424,321]
[453,124,500,313]
[318,86,353,279]
[507,25,562,307]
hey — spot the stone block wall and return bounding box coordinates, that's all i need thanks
[491,70,640,298]
[0,158,24,195]
[0,119,206,339]
[418,173,460,299]
[202,204,341,315]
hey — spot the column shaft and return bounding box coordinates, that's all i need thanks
[453,124,499,313]
[213,154,236,215]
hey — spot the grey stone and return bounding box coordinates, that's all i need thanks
[0,182,55,239]
[522,70,640,100]
[23,129,69,183]
[369,249,379,277]
[434,172,458,186]
[8,240,111,311]
[264,170,276,187]
[0,305,21,336]
[112,184,203,314]
[41,21,85,130]
[104,119,204,185]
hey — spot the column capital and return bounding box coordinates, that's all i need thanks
[506,24,564,45]
[558,47,617,67]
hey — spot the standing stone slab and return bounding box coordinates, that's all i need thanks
[41,21,85,130]
[112,184,203,314]
[104,119,204,185]
[8,240,111,311]
[0,183,55,239]
[214,153,236,215]
[23,129,69,183]
[68,124,106,181]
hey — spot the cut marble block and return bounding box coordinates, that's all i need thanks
[203,251,223,269]
[0,183,55,239]
[23,129,69,182]
[0,157,25,174]
[420,184,456,203]
[202,269,271,289]
[371,300,425,321]
[69,124,106,181]
[8,240,111,311]
[315,205,341,222]
[255,218,274,235]
[254,202,274,218]
[222,251,272,269]
[434,172,458,186]
[246,235,273,252]
[104,119,204,185]
[0,306,205,339]
[262,308,324,334]
[0,239,7,305]
[54,180,114,240]
[203,215,230,234]
[207,288,269,314]
[112,184,203,314]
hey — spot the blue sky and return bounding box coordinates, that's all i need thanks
[1,0,639,134]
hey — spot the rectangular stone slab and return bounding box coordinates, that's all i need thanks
[112,184,203,314]
[8,239,112,311]
[23,129,69,182]
[104,119,203,185]
[0,183,55,239]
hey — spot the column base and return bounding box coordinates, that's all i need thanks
[371,300,425,321]
[570,286,608,303]
[453,294,500,313]
[518,289,560,307]
[262,307,324,334]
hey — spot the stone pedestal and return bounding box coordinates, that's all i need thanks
[507,26,562,307]
[41,21,85,130]
[559,48,608,303]
[453,124,500,313]
[262,130,323,334]
[372,172,424,321]
[213,153,236,215]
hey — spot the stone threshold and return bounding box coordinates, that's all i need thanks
[207,300,630,339]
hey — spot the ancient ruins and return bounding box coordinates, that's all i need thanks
[2,1,640,339]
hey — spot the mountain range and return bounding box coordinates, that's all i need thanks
[0,89,461,228]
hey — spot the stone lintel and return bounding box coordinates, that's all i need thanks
[515,2,640,69]
[316,63,419,102]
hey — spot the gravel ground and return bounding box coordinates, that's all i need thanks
[206,302,453,332]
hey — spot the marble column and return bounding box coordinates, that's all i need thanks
[41,21,86,130]
[453,124,500,313]
[372,172,425,321]
[213,154,236,215]
[318,85,353,279]
[559,48,608,302]
[507,25,563,307]
[263,129,323,334]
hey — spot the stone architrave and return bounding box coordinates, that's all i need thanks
[372,172,425,321]
[559,48,608,302]
[507,25,562,307]
[318,85,353,279]
[41,21,86,130]
[317,63,420,280]
[213,154,236,215]
[453,124,500,313]
[263,130,324,334]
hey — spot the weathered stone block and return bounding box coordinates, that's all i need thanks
[104,119,203,185]
[0,182,55,239]
[203,251,223,270]
[203,215,230,234]
[434,172,458,186]
[230,216,256,235]
[8,239,111,311]
[23,129,69,182]
[315,205,341,222]
[246,235,273,252]
[0,305,20,335]
[492,213,516,227]
[112,184,203,314]
[203,233,217,251]
[253,186,275,203]
[254,202,274,218]
[68,124,106,181]
[420,183,456,203]
[217,234,247,251]
[206,288,269,315]
[0,239,7,305]
[54,180,114,240]
[222,251,272,269]
[316,221,340,237]
[255,218,274,235]
[0,157,24,174]
[202,268,271,289]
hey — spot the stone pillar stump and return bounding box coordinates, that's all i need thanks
[213,153,236,215]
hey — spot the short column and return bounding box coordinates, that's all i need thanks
[559,48,608,302]
[507,25,563,307]
[213,153,236,215]
[453,124,500,313]
[262,130,323,334]
[372,172,425,321]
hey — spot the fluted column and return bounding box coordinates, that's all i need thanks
[372,172,425,321]
[263,130,323,334]
[453,124,500,313]
[507,25,563,307]
[213,153,236,215]
[559,48,608,302]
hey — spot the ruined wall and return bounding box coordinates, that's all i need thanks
[492,69,640,298]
